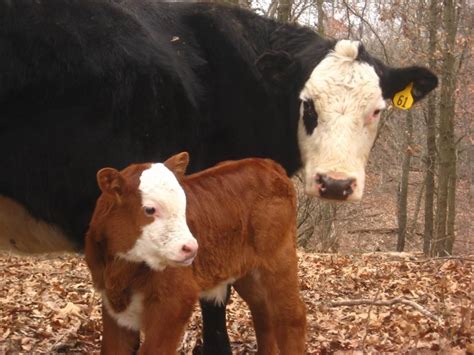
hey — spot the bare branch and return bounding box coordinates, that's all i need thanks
[410,255,474,263]
[340,0,390,63]
[326,297,443,323]
[292,3,313,23]
[265,0,278,18]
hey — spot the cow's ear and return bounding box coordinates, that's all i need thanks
[97,168,125,198]
[381,66,438,105]
[256,51,298,88]
[164,152,189,180]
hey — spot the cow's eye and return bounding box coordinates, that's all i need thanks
[144,207,156,216]
[373,109,381,116]
[303,100,318,135]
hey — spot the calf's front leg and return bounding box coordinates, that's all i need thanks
[101,304,140,355]
[140,299,196,355]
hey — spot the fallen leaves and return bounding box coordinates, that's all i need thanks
[0,251,472,354]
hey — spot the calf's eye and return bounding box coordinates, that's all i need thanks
[144,207,156,216]
[373,109,381,116]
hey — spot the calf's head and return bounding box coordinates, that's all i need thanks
[86,152,197,275]
[258,40,438,201]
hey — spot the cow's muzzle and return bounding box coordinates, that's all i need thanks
[315,173,357,201]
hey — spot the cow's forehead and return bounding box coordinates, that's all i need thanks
[139,163,186,209]
[300,40,383,110]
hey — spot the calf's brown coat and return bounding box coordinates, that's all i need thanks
[85,152,306,354]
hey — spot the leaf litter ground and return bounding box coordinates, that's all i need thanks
[1,251,472,354]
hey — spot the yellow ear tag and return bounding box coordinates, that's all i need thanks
[393,82,414,110]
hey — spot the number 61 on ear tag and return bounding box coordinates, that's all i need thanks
[393,82,414,110]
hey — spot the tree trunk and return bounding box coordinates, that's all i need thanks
[277,0,292,22]
[397,111,413,252]
[317,0,325,35]
[409,179,426,238]
[434,0,458,256]
[445,152,457,254]
[423,0,438,255]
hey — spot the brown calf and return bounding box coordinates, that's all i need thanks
[85,152,306,354]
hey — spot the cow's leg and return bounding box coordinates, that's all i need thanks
[233,273,278,355]
[101,305,140,355]
[199,286,232,355]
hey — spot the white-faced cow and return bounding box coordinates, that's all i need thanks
[0,1,437,353]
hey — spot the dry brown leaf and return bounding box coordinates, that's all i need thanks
[1,252,472,353]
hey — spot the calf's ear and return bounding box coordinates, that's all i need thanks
[97,168,125,198]
[164,152,189,180]
[256,51,298,89]
[381,66,438,104]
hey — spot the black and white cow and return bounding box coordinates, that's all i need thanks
[0,1,437,353]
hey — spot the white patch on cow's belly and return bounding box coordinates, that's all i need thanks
[102,292,144,331]
[199,278,236,306]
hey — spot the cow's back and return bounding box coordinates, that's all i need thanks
[0,0,205,247]
[0,1,301,252]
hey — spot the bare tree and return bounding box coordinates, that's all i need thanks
[433,0,460,256]
[316,0,325,35]
[423,0,439,255]
[277,0,292,22]
[397,111,414,252]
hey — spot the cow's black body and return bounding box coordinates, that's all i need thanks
[0,1,437,353]
[0,1,323,241]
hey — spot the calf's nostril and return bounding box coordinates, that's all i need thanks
[181,244,194,255]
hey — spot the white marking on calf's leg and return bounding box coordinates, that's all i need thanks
[102,292,144,331]
[200,278,236,306]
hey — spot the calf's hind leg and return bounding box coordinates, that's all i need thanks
[261,251,307,355]
[233,272,279,355]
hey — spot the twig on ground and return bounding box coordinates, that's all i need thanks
[361,289,380,351]
[326,297,443,324]
[87,290,98,317]
[411,256,474,263]
[50,331,71,351]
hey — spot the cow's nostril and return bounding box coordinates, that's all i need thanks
[342,186,352,197]
[316,174,356,200]
[316,174,327,187]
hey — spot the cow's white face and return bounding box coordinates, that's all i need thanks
[298,40,386,201]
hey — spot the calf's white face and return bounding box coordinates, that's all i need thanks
[118,163,198,270]
[298,40,386,201]
[94,154,198,272]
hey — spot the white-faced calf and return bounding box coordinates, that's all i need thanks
[85,152,306,355]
